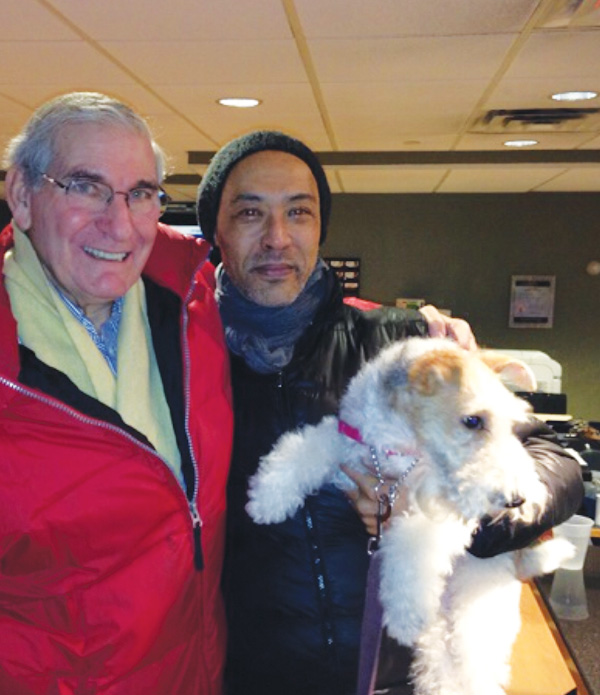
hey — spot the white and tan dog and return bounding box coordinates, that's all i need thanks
[246,337,573,695]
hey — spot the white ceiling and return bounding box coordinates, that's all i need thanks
[2,0,600,201]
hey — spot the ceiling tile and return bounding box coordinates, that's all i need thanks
[0,106,37,160]
[506,30,600,79]
[536,168,600,191]
[584,134,600,149]
[310,35,516,82]
[148,114,218,167]
[484,77,600,110]
[322,81,488,149]
[438,166,570,192]
[102,40,307,86]
[49,0,290,41]
[337,168,446,193]
[297,0,539,38]
[158,83,329,149]
[0,93,34,117]
[2,0,79,40]
[0,43,135,87]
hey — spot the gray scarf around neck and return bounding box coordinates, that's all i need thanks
[215,259,328,374]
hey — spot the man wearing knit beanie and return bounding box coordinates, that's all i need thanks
[198,131,480,695]
[197,130,331,247]
[197,130,475,333]
[200,131,579,695]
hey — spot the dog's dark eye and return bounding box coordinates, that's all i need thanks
[462,415,485,430]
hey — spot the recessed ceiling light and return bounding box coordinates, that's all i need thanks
[503,139,539,148]
[218,97,261,108]
[551,90,598,102]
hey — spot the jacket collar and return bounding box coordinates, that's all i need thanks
[144,223,212,300]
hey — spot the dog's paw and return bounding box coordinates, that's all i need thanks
[246,475,306,524]
[245,488,290,524]
[245,499,289,524]
[515,537,575,580]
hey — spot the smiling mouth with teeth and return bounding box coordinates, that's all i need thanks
[84,246,130,262]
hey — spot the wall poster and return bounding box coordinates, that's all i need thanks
[509,275,555,328]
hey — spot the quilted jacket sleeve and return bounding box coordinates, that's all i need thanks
[468,418,584,558]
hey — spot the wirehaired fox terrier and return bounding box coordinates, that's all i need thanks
[247,337,573,695]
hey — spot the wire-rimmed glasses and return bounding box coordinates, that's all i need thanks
[41,173,171,216]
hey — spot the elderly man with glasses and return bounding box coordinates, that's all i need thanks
[0,92,232,694]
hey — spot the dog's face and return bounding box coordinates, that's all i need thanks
[381,343,547,522]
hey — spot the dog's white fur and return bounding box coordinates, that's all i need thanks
[246,337,573,695]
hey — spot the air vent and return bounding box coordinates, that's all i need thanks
[471,108,600,134]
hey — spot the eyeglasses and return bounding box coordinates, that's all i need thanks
[41,173,171,216]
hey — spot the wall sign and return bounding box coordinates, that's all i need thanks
[509,275,555,328]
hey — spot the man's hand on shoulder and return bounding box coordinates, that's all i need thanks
[419,304,477,351]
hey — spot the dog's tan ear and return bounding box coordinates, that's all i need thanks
[479,351,537,392]
[408,351,462,395]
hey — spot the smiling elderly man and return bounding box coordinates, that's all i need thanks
[0,92,232,694]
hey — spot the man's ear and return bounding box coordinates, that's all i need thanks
[5,167,33,231]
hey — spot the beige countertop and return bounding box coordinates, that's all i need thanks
[537,540,600,695]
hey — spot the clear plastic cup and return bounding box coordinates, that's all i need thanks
[549,515,594,621]
[550,568,589,620]
[552,514,594,570]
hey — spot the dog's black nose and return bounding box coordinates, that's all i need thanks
[504,496,526,509]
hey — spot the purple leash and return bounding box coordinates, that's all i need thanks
[356,550,384,695]
[338,423,418,695]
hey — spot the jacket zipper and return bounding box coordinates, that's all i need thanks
[276,369,337,655]
[304,503,337,655]
[276,370,292,425]
[181,275,204,570]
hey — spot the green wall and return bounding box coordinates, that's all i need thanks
[322,193,600,421]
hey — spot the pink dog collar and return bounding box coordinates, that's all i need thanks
[338,419,363,444]
[338,419,399,457]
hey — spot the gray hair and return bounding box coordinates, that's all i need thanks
[3,91,166,188]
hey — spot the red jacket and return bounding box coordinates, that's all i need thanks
[0,223,233,694]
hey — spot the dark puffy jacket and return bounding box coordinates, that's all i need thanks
[223,268,583,695]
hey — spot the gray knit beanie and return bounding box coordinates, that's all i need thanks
[196,130,331,245]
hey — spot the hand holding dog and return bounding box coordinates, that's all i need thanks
[342,464,410,537]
